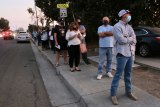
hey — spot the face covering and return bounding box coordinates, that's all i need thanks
[78,22,81,25]
[73,27,78,30]
[126,15,131,23]
[103,20,108,25]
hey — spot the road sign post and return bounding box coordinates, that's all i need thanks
[60,8,67,18]
[57,4,69,27]
[57,4,69,8]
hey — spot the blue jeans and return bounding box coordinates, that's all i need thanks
[98,47,113,75]
[110,56,133,96]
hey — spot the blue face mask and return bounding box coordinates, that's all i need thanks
[126,15,131,23]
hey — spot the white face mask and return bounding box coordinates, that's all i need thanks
[126,15,131,23]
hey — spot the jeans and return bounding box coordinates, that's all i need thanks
[111,56,133,96]
[98,47,113,75]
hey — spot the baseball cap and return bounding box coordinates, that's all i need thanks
[118,9,130,17]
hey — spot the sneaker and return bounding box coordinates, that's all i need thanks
[111,96,119,105]
[107,72,113,78]
[126,92,138,101]
[97,74,103,80]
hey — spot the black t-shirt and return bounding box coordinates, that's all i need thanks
[52,28,67,45]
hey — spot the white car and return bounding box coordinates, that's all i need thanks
[17,31,30,43]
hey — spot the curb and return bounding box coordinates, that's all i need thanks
[33,42,88,107]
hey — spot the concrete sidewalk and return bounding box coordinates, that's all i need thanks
[35,44,160,107]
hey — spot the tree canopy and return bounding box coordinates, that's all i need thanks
[0,18,9,31]
[35,0,160,42]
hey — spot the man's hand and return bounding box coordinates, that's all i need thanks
[104,31,113,36]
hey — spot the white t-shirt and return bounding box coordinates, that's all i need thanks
[49,31,54,40]
[41,32,48,41]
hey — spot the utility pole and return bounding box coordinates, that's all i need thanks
[34,0,38,27]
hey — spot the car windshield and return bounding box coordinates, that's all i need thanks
[148,28,160,35]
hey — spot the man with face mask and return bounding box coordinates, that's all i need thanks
[110,9,137,105]
[97,16,114,80]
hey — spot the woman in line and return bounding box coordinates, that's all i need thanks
[53,25,68,66]
[66,22,83,72]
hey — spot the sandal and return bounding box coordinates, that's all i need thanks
[75,67,81,71]
[70,68,74,72]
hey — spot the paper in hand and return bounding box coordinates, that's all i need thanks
[55,45,61,49]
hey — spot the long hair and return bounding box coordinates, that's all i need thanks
[69,22,79,31]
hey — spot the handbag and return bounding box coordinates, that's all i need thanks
[80,43,87,53]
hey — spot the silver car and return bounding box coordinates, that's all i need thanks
[17,31,30,43]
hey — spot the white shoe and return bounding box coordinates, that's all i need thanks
[97,74,103,80]
[107,72,113,78]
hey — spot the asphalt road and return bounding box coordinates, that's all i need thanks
[0,38,51,107]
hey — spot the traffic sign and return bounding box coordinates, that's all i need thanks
[57,4,69,8]
[60,8,67,17]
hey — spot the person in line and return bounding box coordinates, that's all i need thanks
[32,30,37,41]
[97,16,114,80]
[53,25,68,66]
[41,28,48,50]
[37,28,42,46]
[50,27,56,53]
[77,19,91,64]
[110,9,137,105]
[66,22,83,72]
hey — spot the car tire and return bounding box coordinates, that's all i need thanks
[139,44,151,57]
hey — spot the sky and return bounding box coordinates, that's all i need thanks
[0,0,34,31]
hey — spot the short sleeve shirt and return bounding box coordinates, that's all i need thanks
[98,25,114,47]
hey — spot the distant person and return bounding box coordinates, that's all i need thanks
[37,28,42,46]
[53,25,68,66]
[66,22,83,72]
[77,19,91,64]
[97,16,114,80]
[110,9,137,105]
[50,27,56,53]
[41,29,48,50]
[46,27,50,49]
[32,30,37,41]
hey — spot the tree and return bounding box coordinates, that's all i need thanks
[27,7,52,27]
[0,18,9,31]
[34,0,160,42]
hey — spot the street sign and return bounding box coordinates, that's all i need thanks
[60,8,67,17]
[57,4,69,8]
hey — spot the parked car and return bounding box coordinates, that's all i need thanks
[133,26,160,57]
[2,30,14,40]
[16,31,30,43]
